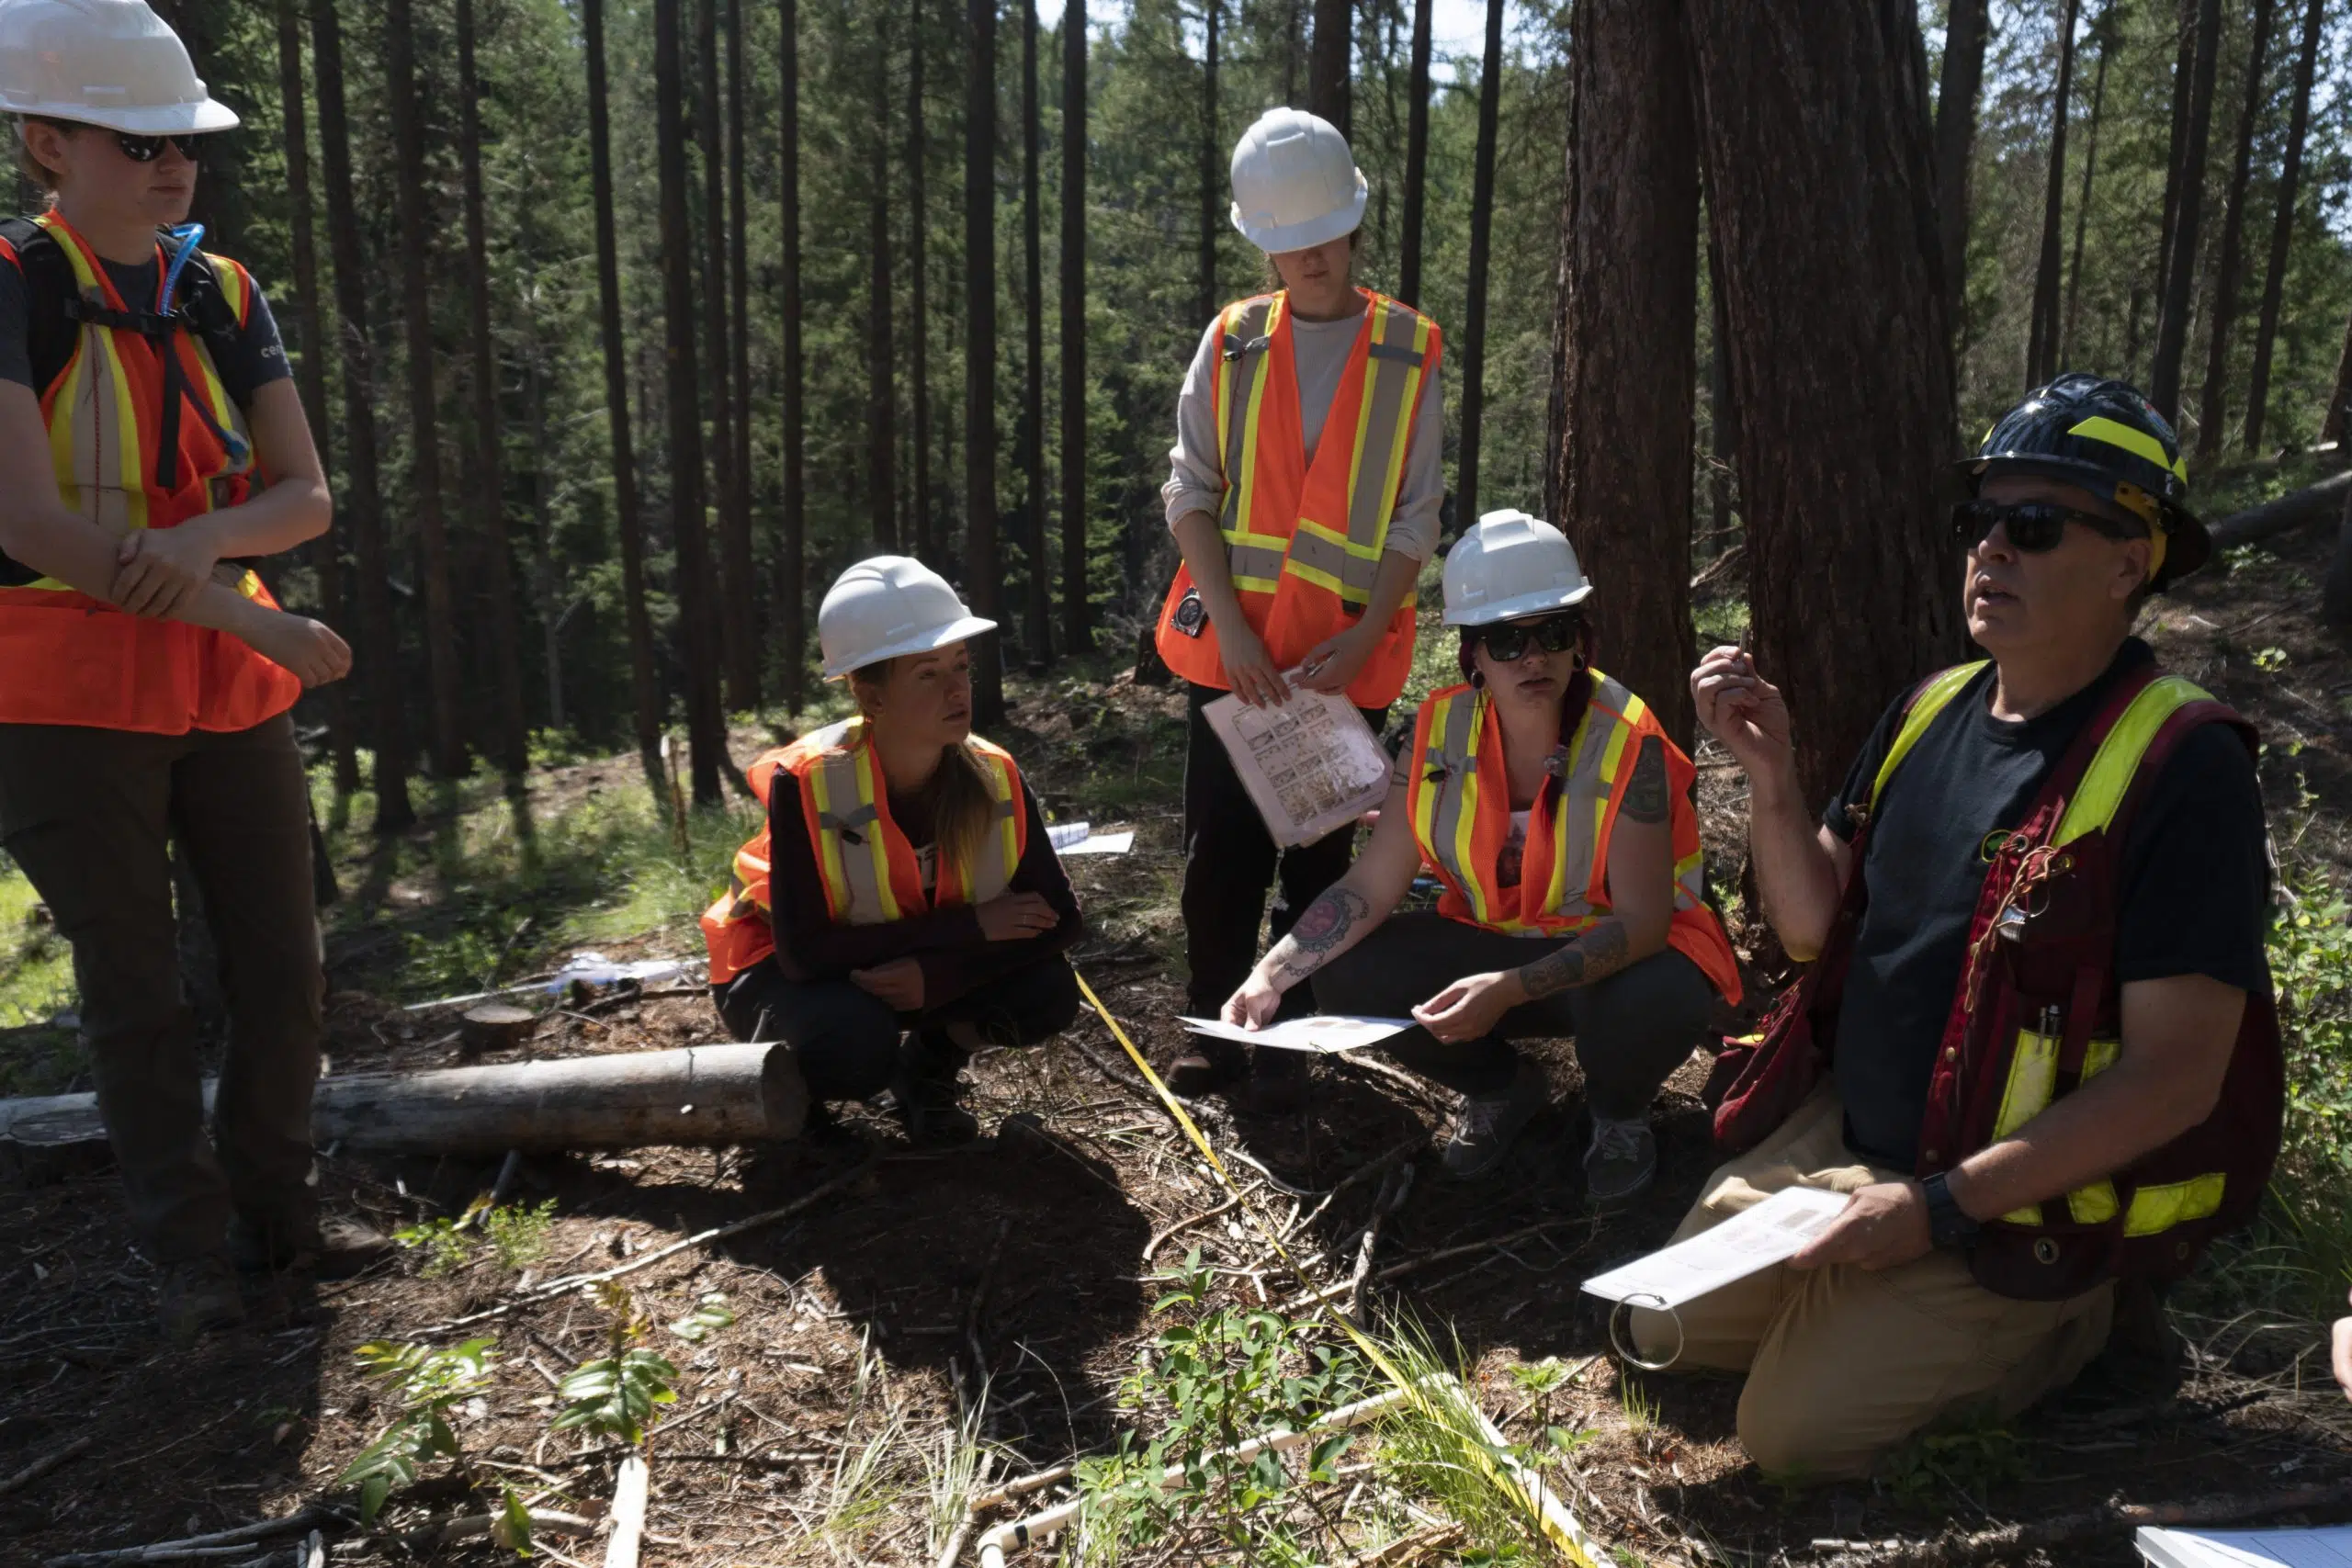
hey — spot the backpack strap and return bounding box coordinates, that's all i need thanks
[3,215,81,399]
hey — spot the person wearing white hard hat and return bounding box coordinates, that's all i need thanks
[701,558,1083,1145]
[1155,106,1446,1112]
[0,0,361,1342]
[1219,513,1741,1196]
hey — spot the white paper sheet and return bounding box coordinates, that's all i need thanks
[1178,1014,1416,1054]
[1201,680,1393,848]
[1046,820,1136,856]
[1580,1186,1850,1310]
[2139,1527,2352,1568]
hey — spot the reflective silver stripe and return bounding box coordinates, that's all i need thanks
[1366,341,1423,364]
[1287,528,1357,588]
[1423,693,1483,894]
[1344,300,1424,564]
[1227,541,1288,585]
[1218,299,1275,536]
[815,750,891,923]
[1551,677,1635,918]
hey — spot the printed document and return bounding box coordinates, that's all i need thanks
[1047,821,1136,856]
[1581,1187,1849,1310]
[1202,682,1393,848]
[2138,1527,2352,1568]
[1178,1015,1415,1055]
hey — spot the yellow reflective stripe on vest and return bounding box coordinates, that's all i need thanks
[2054,675,2211,845]
[1871,662,1987,808]
[952,748,1023,905]
[2122,1173,2225,1236]
[1218,295,1283,556]
[1414,689,1491,925]
[1283,516,1366,600]
[1341,299,1430,578]
[1549,677,1639,920]
[809,746,899,924]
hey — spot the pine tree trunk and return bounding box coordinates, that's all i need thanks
[966,0,1004,725]
[727,0,752,588]
[1555,0,1697,747]
[457,0,529,779]
[310,0,412,831]
[779,0,808,705]
[2150,0,2222,423]
[697,0,755,711]
[275,0,356,795]
[1310,0,1351,136]
[2243,0,2324,454]
[1283,0,1300,111]
[1931,0,1990,328]
[657,0,727,801]
[2154,0,2198,339]
[909,0,932,565]
[1198,0,1219,328]
[1021,0,1049,670]
[1454,0,1504,531]
[384,0,468,781]
[1708,226,1737,541]
[1398,0,1431,309]
[1686,0,1961,807]
[2062,6,2114,367]
[585,0,661,773]
[2326,309,2352,448]
[1059,0,1089,654]
[2026,0,2080,389]
[2194,0,2274,457]
[868,14,898,554]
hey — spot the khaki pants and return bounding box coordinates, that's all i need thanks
[1632,1081,2113,1482]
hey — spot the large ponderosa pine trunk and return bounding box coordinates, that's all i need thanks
[1685,0,1961,807]
[779,0,808,705]
[965,0,1005,726]
[1060,0,1089,653]
[2150,0,2222,423]
[1197,0,1219,327]
[909,0,933,564]
[697,0,755,711]
[1397,0,1431,309]
[1309,0,1351,136]
[2154,0,2197,325]
[456,0,529,780]
[2063,5,2117,365]
[2026,0,2082,389]
[1020,0,1050,669]
[656,0,727,802]
[1555,0,1698,747]
[1931,0,1991,330]
[1453,0,1505,530]
[2327,310,2352,448]
[727,0,752,582]
[2244,0,2324,453]
[384,0,468,780]
[2195,0,2275,457]
[583,0,661,774]
[868,11,899,554]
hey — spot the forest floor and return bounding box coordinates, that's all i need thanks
[4,508,2352,1567]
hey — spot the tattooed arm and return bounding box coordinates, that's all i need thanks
[1224,771,1422,1027]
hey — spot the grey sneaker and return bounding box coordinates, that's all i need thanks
[1440,1060,1545,1179]
[159,1254,246,1342]
[1583,1116,1657,1211]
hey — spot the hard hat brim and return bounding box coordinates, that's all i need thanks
[1443,582,1595,627]
[1229,175,1368,255]
[9,96,240,133]
[820,613,999,680]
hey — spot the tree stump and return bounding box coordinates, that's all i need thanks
[460,1004,539,1058]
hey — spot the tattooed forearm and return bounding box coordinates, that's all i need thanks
[1517,920,1632,1000]
[1265,886,1373,983]
[1621,735,1669,825]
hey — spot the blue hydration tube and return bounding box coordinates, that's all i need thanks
[159,221,205,313]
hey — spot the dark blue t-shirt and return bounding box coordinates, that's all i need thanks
[1822,639,2273,1170]
[0,241,288,400]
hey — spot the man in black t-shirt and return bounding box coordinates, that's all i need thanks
[1644,376,2276,1483]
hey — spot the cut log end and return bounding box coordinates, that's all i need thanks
[460,1004,540,1058]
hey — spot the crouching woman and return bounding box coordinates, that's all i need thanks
[701,558,1082,1143]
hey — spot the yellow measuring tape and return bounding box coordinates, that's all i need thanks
[1071,969,1604,1566]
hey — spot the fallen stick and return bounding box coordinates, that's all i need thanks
[454,1149,526,1234]
[1809,1478,2352,1568]
[1277,1215,1587,1314]
[1143,1192,1244,1261]
[401,1508,597,1551]
[935,1452,997,1568]
[604,1452,650,1568]
[43,1508,339,1568]
[966,1459,1074,1515]
[0,1432,90,1497]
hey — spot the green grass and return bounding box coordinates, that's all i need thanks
[0,857,76,1034]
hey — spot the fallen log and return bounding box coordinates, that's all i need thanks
[2208,468,2352,548]
[0,1043,807,1167]
[1810,1477,2352,1567]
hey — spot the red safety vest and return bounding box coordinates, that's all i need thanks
[0,213,300,735]
[700,718,1030,987]
[1154,288,1440,711]
[1710,660,2282,1300]
[1403,673,1743,1005]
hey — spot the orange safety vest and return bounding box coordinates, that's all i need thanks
[700,718,1031,987]
[1154,287,1440,711]
[1402,673,1742,1005]
[0,213,300,735]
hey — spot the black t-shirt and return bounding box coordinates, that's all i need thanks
[0,243,288,400]
[1822,638,2273,1171]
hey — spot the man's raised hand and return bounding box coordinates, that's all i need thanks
[1690,646,1794,776]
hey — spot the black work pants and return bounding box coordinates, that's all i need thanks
[713,953,1081,1104]
[1315,912,1717,1116]
[1180,681,1386,1021]
[0,716,323,1265]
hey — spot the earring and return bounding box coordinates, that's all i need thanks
[1469,669,1486,690]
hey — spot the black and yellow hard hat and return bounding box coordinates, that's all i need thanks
[1953,373,2209,589]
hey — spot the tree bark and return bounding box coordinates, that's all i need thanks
[1454,0,1505,530]
[1555,0,1697,747]
[1198,0,1219,328]
[2150,0,2222,423]
[585,0,662,774]
[966,0,1005,725]
[1309,0,1351,136]
[1060,0,1090,653]
[2324,471,2352,626]
[1021,0,1049,669]
[1686,0,1961,808]
[2194,0,2274,457]
[456,0,529,780]
[2062,5,2115,367]
[727,0,752,599]
[910,0,933,565]
[1398,0,1431,309]
[384,0,468,781]
[2026,0,2081,389]
[779,0,808,705]
[2327,308,2352,449]
[1931,0,1990,329]
[1707,224,1737,547]
[869,13,899,554]
[697,0,755,712]
[2154,0,2197,331]
[658,0,726,802]
[2243,0,2324,453]
[274,0,356,796]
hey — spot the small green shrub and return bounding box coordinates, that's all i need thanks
[484,1199,558,1270]
[392,1216,472,1279]
[334,1337,498,1523]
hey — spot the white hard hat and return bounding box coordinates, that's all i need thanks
[1442,511,1595,626]
[818,555,997,680]
[1228,107,1366,254]
[0,0,236,135]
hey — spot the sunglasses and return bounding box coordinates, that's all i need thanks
[1473,614,1584,663]
[112,131,209,164]
[1951,499,2143,554]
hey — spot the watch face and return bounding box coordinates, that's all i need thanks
[1171,590,1208,637]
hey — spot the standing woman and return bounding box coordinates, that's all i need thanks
[0,0,360,1340]
[702,558,1083,1145]
[1157,107,1444,1111]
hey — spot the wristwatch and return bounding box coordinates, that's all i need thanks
[1920,1171,1982,1251]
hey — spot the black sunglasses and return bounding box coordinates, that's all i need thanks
[1951,499,2143,554]
[112,131,209,164]
[1473,613,1584,663]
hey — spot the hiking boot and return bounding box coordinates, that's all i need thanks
[1440,1059,1545,1179]
[891,1034,980,1145]
[1166,1036,1246,1100]
[159,1254,246,1342]
[1231,1049,1308,1116]
[1582,1115,1658,1212]
[228,1213,394,1280]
